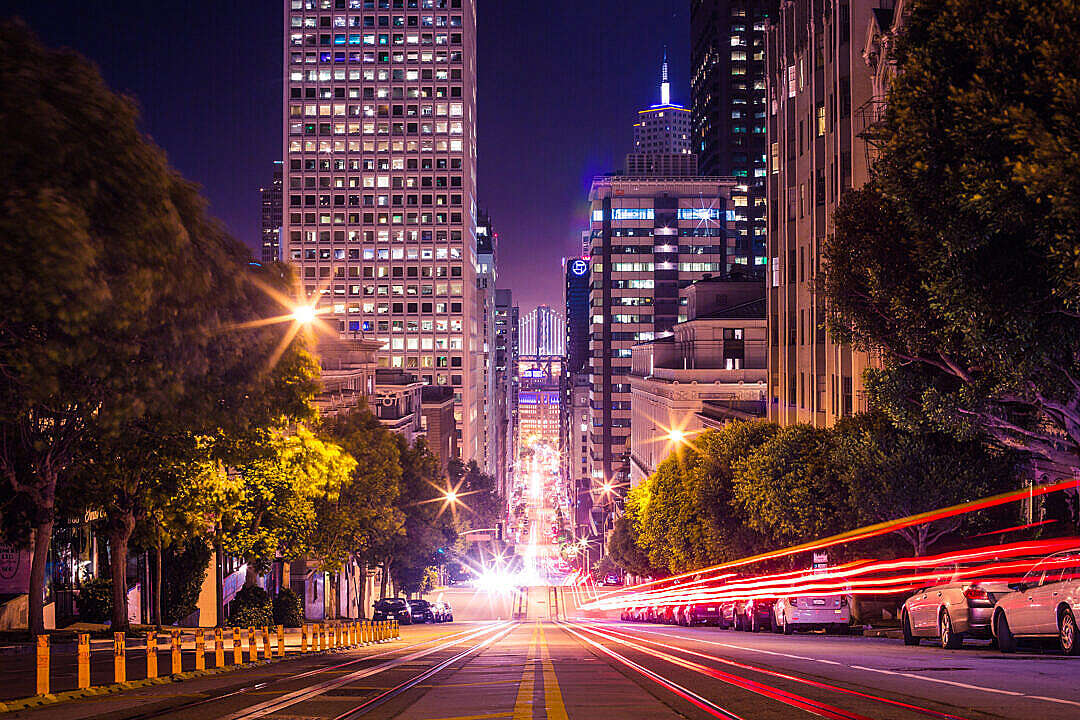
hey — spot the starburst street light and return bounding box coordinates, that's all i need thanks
[292,304,317,324]
[667,429,686,444]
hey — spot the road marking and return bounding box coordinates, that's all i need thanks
[221,623,509,720]
[539,625,569,720]
[421,714,511,720]
[618,625,1080,709]
[512,625,539,720]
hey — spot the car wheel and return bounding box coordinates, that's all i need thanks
[939,610,963,650]
[995,611,1016,654]
[1059,608,1079,656]
[772,615,783,634]
[783,616,794,635]
[902,611,920,646]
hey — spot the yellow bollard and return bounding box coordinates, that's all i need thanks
[350,621,357,646]
[334,623,341,649]
[300,624,308,653]
[261,626,271,659]
[317,623,325,651]
[232,628,242,665]
[77,634,91,689]
[114,632,126,684]
[145,633,157,680]
[214,628,224,667]
[394,619,399,639]
[277,625,285,657]
[380,621,386,642]
[170,631,182,675]
[363,620,370,644]
[194,631,206,670]
[35,635,49,696]
[248,627,257,662]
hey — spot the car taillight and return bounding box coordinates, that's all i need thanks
[788,597,800,606]
[964,585,989,601]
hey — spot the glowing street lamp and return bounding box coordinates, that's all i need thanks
[293,304,317,324]
[667,429,686,444]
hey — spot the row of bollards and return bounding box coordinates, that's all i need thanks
[32,619,400,697]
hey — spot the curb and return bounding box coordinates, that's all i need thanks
[0,643,389,714]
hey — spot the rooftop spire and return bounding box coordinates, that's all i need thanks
[660,46,671,106]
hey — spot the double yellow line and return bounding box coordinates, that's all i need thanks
[512,623,569,720]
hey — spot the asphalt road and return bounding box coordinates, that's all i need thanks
[2,585,1077,720]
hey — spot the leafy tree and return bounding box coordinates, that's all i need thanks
[387,437,455,597]
[162,539,212,625]
[732,425,847,546]
[606,516,654,577]
[833,414,1021,555]
[315,408,403,615]
[824,0,1080,469]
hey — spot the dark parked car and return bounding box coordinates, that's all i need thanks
[373,598,413,624]
[735,599,775,632]
[409,598,437,623]
[682,603,722,627]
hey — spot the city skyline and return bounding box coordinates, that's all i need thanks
[6,0,690,315]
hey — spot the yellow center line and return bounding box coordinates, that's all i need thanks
[420,714,512,720]
[538,624,569,720]
[512,624,540,720]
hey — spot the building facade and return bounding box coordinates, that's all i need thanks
[493,289,519,496]
[691,0,770,276]
[519,305,566,357]
[628,277,767,485]
[626,55,698,178]
[282,0,481,462]
[586,175,736,502]
[476,209,497,475]
[261,160,284,264]
[421,385,458,477]
[517,355,562,449]
[765,0,888,426]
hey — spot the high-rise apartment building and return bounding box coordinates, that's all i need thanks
[691,0,770,276]
[564,258,590,375]
[519,305,566,357]
[282,0,481,462]
[562,256,593,536]
[586,175,736,495]
[261,161,284,264]
[765,0,891,426]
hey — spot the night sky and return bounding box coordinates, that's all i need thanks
[7,1,689,314]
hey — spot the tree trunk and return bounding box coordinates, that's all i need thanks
[27,517,54,635]
[357,557,367,618]
[108,514,136,632]
[379,560,390,599]
[154,541,163,626]
[214,536,224,628]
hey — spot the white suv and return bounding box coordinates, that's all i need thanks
[992,551,1080,655]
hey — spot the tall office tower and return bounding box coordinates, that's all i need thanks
[564,258,591,375]
[282,0,480,463]
[561,256,593,534]
[625,54,698,178]
[518,305,566,358]
[691,0,770,276]
[581,230,591,259]
[586,175,736,499]
[476,210,497,475]
[493,289,516,496]
[261,161,284,264]
[765,0,892,426]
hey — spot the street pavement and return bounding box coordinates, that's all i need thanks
[3,461,1078,718]
[3,586,1078,720]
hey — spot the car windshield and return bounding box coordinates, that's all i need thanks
[412,600,430,609]
[375,599,405,609]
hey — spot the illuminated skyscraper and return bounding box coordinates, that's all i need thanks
[691,0,770,275]
[519,305,565,358]
[260,161,283,264]
[626,52,697,177]
[282,0,481,462]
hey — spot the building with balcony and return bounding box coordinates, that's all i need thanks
[628,276,767,485]
[373,369,424,442]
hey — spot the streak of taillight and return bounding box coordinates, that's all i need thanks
[591,477,1080,603]
[593,624,974,720]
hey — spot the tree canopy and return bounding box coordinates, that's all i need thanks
[824,0,1080,469]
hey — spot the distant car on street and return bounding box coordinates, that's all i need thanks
[431,600,454,622]
[901,566,1009,648]
[601,574,621,586]
[373,597,413,624]
[992,551,1080,654]
[409,598,437,623]
[677,603,721,627]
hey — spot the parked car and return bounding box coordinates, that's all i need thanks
[735,599,775,632]
[658,605,678,624]
[429,601,451,622]
[901,567,1009,648]
[992,551,1080,655]
[373,597,413,624]
[409,598,437,623]
[681,603,722,627]
[644,606,661,623]
[718,600,738,629]
[774,594,851,635]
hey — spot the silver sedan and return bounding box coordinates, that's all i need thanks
[902,571,1011,649]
